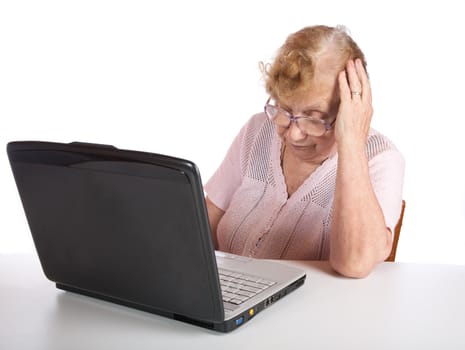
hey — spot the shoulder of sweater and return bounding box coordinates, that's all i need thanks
[366,128,402,160]
[246,112,269,130]
[239,112,273,140]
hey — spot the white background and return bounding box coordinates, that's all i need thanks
[1,0,464,264]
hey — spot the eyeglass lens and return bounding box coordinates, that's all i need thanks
[265,104,328,136]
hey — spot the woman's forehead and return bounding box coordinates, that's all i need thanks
[278,86,338,112]
[277,70,339,108]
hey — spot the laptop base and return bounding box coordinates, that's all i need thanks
[57,275,305,332]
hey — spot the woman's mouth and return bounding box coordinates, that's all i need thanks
[289,143,315,151]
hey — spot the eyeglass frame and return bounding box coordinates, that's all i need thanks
[264,97,336,137]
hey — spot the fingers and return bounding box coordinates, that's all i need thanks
[338,59,372,103]
[346,60,362,98]
[355,59,372,103]
[338,69,351,101]
[339,59,371,102]
[335,59,373,144]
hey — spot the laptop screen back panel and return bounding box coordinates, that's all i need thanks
[7,141,224,323]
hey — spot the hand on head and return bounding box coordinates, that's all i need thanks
[335,58,373,148]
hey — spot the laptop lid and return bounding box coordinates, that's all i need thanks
[8,140,307,332]
[7,141,225,323]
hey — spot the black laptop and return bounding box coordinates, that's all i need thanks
[7,141,306,332]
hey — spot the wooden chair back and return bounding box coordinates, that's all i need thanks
[385,200,406,262]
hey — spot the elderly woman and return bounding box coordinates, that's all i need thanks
[204,25,404,278]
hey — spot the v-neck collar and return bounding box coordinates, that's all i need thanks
[270,134,337,202]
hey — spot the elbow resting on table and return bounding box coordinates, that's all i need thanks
[329,257,376,279]
[329,228,393,278]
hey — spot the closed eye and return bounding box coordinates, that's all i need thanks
[302,110,329,121]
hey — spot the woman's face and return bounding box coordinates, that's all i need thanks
[276,74,339,164]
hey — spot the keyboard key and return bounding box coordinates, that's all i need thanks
[218,268,276,305]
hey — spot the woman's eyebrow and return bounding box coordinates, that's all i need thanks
[279,99,333,115]
[302,106,325,113]
[280,102,324,112]
[302,106,330,116]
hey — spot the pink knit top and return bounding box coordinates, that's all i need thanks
[205,113,405,260]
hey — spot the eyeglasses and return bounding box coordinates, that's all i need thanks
[264,98,336,137]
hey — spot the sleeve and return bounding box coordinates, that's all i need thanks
[204,114,263,211]
[368,149,405,232]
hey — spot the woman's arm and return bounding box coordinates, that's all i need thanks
[329,59,393,278]
[205,196,225,250]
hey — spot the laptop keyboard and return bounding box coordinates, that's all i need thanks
[218,268,276,305]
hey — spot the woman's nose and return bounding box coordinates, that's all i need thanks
[287,120,306,142]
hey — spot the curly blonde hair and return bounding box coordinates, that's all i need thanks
[263,25,367,101]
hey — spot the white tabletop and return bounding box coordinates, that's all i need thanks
[1,254,465,350]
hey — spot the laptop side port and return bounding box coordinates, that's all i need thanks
[235,316,245,326]
[264,296,273,308]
